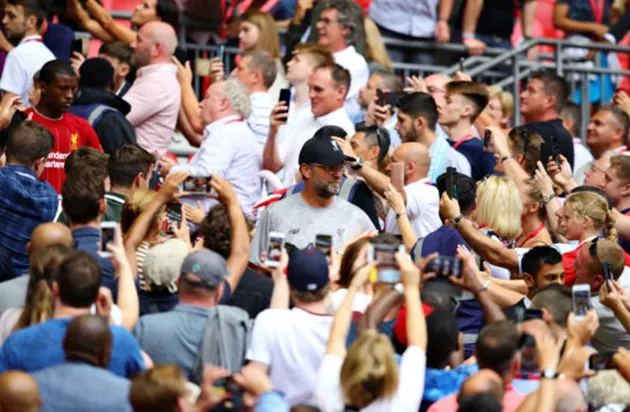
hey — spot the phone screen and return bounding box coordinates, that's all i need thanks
[70,39,84,56]
[370,244,400,283]
[165,202,182,235]
[391,162,405,192]
[518,334,540,378]
[572,287,591,317]
[279,88,291,113]
[603,261,613,285]
[446,167,456,199]
[589,352,615,371]
[100,225,115,254]
[315,234,333,261]
[266,233,285,267]
[182,176,212,193]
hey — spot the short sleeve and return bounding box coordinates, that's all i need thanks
[0,52,26,96]
[250,208,272,265]
[314,354,345,412]
[246,310,273,365]
[121,331,145,377]
[391,346,427,410]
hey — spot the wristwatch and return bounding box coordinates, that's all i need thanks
[541,368,557,379]
[542,193,556,205]
[351,157,365,171]
[395,211,407,220]
[501,155,515,164]
[451,214,464,227]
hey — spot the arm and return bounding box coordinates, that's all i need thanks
[172,57,204,134]
[177,108,203,147]
[490,277,528,294]
[435,0,454,43]
[613,209,630,240]
[553,3,609,38]
[600,281,630,336]
[110,225,139,330]
[489,126,530,185]
[85,0,138,44]
[356,290,404,335]
[399,253,427,350]
[462,0,483,35]
[262,103,288,173]
[521,0,537,38]
[268,250,290,309]
[66,0,114,42]
[384,184,417,251]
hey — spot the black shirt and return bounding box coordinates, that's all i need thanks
[516,119,575,170]
[503,298,528,322]
[228,268,273,319]
[452,0,520,40]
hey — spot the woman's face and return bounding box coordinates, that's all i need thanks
[556,203,584,240]
[239,21,260,51]
[485,97,504,123]
[132,0,159,27]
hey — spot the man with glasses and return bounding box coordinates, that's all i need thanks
[250,134,375,266]
[316,0,368,115]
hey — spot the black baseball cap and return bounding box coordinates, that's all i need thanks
[298,135,350,166]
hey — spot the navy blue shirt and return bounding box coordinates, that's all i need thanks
[72,227,117,296]
[448,139,496,181]
[0,165,58,274]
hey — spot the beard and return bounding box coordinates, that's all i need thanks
[315,180,341,198]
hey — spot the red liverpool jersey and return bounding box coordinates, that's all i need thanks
[26,108,102,193]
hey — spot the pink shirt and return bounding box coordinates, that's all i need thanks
[124,63,181,158]
[427,384,526,412]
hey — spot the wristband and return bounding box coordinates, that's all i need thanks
[462,33,475,40]
[501,155,515,164]
[451,214,464,227]
[541,368,558,379]
[395,211,407,220]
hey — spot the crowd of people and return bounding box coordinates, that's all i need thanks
[0,0,630,411]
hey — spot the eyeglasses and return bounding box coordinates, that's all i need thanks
[588,163,607,175]
[317,17,339,25]
[312,163,344,175]
[589,237,600,264]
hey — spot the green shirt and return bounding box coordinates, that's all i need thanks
[57,191,127,226]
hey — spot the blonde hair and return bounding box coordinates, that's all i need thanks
[120,189,161,235]
[476,176,523,239]
[130,365,190,412]
[340,330,399,408]
[523,178,546,218]
[364,18,392,73]
[240,10,280,58]
[565,191,617,241]
[486,85,514,119]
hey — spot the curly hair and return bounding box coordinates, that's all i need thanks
[199,204,255,259]
[220,78,252,118]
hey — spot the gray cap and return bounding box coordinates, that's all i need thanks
[180,249,230,289]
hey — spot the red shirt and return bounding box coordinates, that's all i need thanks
[26,108,102,193]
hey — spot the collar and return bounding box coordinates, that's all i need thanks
[204,114,244,138]
[115,81,126,96]
[578,235,599,248]
[105,192,126,204]
[5,164,36,179]
[175,303,214,315]
[136,63,178,78]
[523,296,532,308]
[72,226,100,239]
[19,34,43,45]
[333,45,357,58]
[316,107,347,124]
[250,91,270,100]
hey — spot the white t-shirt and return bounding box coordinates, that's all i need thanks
[333,46,369,116]
[315,346,427,412]
[0,35,55,107]
[384,178,441,238]
[330,289,373,313]
[573,138,594,174]
[246,307,334,405]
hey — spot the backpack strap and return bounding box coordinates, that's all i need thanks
[338,176,356,200]
[87,105,115,126]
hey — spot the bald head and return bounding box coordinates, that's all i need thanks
[147,21,177,55]
[0,371,40,412]
[459,369,504,404]
[394,142,430,182]
[134,21,177,68]
[29,223,73,256]
[63,314,113,368]
[425,74,451,109]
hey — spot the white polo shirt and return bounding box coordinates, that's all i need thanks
[246,307,333,406]
[0,35,55,107]
[385,177,441,238]
[333,45,369,116]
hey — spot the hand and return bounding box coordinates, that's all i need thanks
[172,212,191,245]
[533,161,556,197]
[259,248,289,282]
[157,157,177,177]
[599,280,630,312]
[463,37,487,56]
[349,261,377,290]
[547,154,572,185]
[439,191,462,221]
[567,310,599,347]
[558,344,596,380]
[487,126,510,157]
[434,20,450,44]
[232,363,274,397]
[451,245,485,293]
[158,172,189,202]
[0,95,21,130]
[94,287,113,321]
[70,52,86,77]
[613,91,630,117]
[614,347,630,383]
[209,57,225,83]
[454,71,472,82]
[384,183,406,214]
[208,174,239,207]
[183,201,206,225]
[331,136,357,160]
[404,75,428,93]
[172,56,193,85]
[269,102,289,132]
[106,224,131,271]
[293,0,315,23]
[195,365,231,411]
[532,327,564,370]
[591,22,610,39]
[526,46,539,61]
[416,252,439,285]
[373,104,392,127]
[396,251,420,289]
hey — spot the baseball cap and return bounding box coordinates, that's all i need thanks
[143,239,189,287]
[287,248,329,292]
[298,135,349,166]
[180,249,230,289]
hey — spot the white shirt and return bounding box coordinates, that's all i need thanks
[591,267,630,352]
[573,138,594,175]
[0,35,54,107]
[370,0,439,38]
[171,115,262,216]
[385,178,441,238]
[315,346,427,412]
[330,289,373,313]
[248,92,274,149]
[333,46,369,116]
[427,133,472,183]
[279,107,355,187]
[247,307,333,406]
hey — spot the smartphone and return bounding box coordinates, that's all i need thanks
[216,44,225,61]
[459,57,465,72]
[483,129,492,148]
[165,202,182,235]
[100,222,116,258]
[367,243,406,284]
[517,333,540,378]
[70,38,85,56]
[426,255,462,278]
[390,162,405,192]
[279,88,291,113]
[603,261,613,286]
[265,231,285,268]
[550,135,560,165]
[315,234,333,262]
[446,167,457,199]
[384,92,406,107]
[589,352,615,371]
[376,88,385,107]
[572,284,591,320]
[181,176,212,194]
[214,376,244,411]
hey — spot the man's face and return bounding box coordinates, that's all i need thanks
[316,8,347,49]
[520,79,549,119]
[350,131,375,163]
[425,74,449,110]
[131,0,158,27]
[583,156,610,189]
[231,55,256,92]
[286,52,312,84]
[131,27,155,68]
[199,82,224,126]
[395,111,417,143]
[3,4,28,41]
[308,162,344,197]
[586,110,621,153]
[358,74,382,110]
[533,262,565,290]
[308,68,343,118]
[438,92,467,127]
[603,166,630,208]
[42,74,78,112]
[99,54,129,84]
